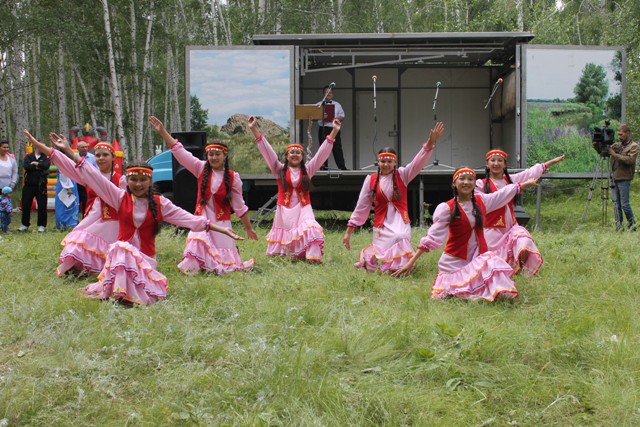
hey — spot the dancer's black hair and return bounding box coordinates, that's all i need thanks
[200,141,232,208]
[280,151,310,192]
[125,161,161,236]
[483,153,512,193]
[451,168,483,229]
[370,147,400,201]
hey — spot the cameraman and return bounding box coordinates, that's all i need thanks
[597,124,639,231]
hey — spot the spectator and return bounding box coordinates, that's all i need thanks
[19,144,50,232]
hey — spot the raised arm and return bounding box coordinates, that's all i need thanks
[509,155,565,183]
[74,155,125,210]
[22,130,52,157]
[49,132,78,162]
[399,121,445,182]
[148,116,178,149]
[149,116,204,174]
[160,197,244,240]
[306,118,342,174]
[248,116,283,176]
[480,179,538,212]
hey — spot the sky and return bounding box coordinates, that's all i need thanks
[525,47,621,100]
[189,49,291,128]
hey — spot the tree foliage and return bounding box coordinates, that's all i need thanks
[574,63,609,107]
[190,95,208,131]
[0,0,639,160]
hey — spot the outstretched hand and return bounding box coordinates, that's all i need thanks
[247,116,261,139]
[424,121,445,151]
[342,232,351,250]
[391,262,415,278]
[148,116,165,133]
[545,155,565,169]
[48,132,73,153]
[520,178,539,190]
[22,130,52,156]
[246,228,259,240]
[223,227,244,241]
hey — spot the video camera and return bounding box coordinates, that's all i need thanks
[592,120,615,157]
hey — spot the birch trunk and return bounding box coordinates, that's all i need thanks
[145,75,153,155]
[11,43,26,152]
[0,56,6,140]
[32,38,41,136]
[134,1,154,162]
[516,0,524,31]
[210,0,219,45]
[70,68,80,126]
[100,0,128,159]
[72,64,98,129]
[57,44,69,136]
[167,45,182,132]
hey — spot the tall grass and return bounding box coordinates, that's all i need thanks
[2,180,640,425]
[526,102,619,173]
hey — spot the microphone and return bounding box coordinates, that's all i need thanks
[433,81,441,117]
[484,78,504,109]
[372,75,377,110]
[329,82,336,89]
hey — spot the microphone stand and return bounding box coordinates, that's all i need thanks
[424,82,454,170]
[361,76,379,170]
[318,84,333,168]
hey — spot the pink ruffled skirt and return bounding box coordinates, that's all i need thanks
[431,251,517,301]
[57,230,111,275]
[178,229,255,275]
[356,239,415,272]
[82,241,168,305]
[266,204,324,262]
[488,225,542,277]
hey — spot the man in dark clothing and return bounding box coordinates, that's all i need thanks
[19,146,50,232]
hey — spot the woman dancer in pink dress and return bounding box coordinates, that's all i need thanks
[393,167,538,301]
[23,130,126,276]
[149,116,257,275]
[247,115,341,262]
[476,149,564,276]
[342,122,444,273]
[29,135,242,305]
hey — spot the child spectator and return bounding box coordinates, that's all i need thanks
[0,186,13,232]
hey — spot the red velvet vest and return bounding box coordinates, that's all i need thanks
[276,168,310,207]
[482,178,515,229]
[85,171,122,220]
[195,168,234,220]
[117,194,163,257]
[369,172,410,227]
[444,196,488,260]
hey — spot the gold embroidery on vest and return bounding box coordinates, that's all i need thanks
[493,216,505,227]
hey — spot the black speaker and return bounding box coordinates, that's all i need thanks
[171,131,207,213]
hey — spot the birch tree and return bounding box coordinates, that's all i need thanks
[57,44,69,136]
[100,0,127,158]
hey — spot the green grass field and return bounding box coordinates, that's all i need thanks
[2,180,640,426]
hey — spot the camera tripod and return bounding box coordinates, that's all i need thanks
[580,154,620,226]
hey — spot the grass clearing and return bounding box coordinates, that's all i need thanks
[2,182,640,425]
